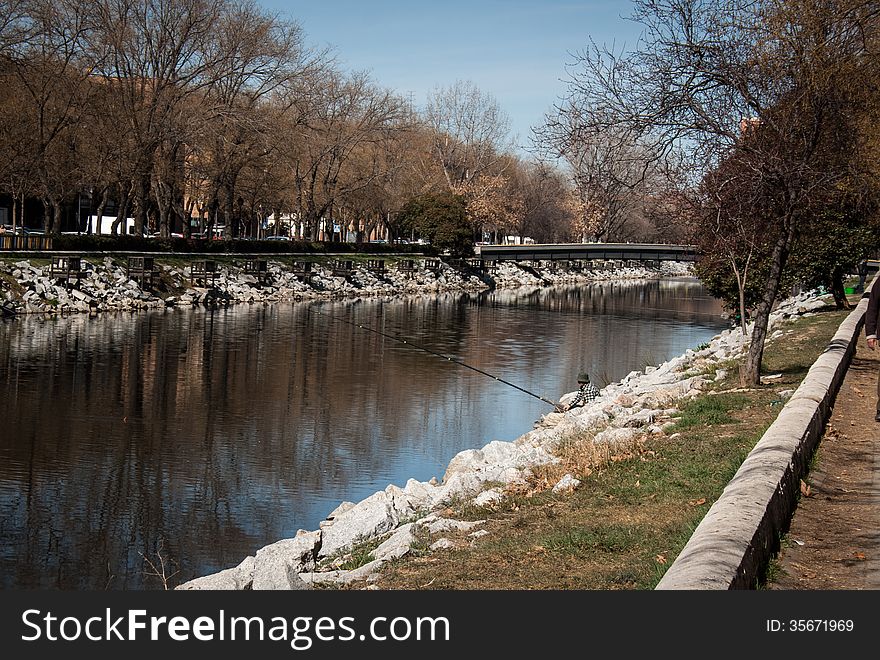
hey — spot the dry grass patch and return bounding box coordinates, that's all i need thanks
[526,431,646,496]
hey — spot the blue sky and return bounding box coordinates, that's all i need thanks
[260,1,642,151]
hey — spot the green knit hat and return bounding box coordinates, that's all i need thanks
[577,372,590,383]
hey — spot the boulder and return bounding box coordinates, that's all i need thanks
[318,486,420,559]
[175,556,255,591]
[370,523,417,562]
[424,518,485,534]
[552,474,582,494]
[298,558,386,586]
[429,539,455,551]
[252,530,321,590]
[473,488,504,507]
[593,427,643,445]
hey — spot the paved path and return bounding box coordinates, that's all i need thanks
[770,337,880,589]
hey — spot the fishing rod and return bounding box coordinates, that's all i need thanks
[310,305,561,409]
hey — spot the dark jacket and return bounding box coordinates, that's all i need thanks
[866,280,880,337]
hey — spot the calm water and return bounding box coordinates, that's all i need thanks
[0,279,726,589]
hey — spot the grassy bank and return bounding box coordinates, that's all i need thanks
[364,306,850,590]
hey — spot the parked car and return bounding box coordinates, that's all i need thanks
[265,235,291,241]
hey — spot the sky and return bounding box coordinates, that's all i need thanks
[259,1,643,152]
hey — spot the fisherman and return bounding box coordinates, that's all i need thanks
[558,372,601,412]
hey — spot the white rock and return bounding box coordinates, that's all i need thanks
[299,558,386,586]
[552,474,582,494]
[425,518,485,534]
[473,488,504,507]
[252,530,321,590]
[321,501,356,529]
[319,486,420,559]
[370,523,416,562]
[175,556,255,591]
[593,427,643,445]
[429,539,455,551]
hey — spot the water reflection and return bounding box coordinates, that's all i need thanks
[0,278,726,589]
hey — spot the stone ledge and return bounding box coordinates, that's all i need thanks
[656,291,868,590]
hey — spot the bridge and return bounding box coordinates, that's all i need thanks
[474,242,698,263]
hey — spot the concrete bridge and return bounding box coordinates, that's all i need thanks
[474,242,698,263]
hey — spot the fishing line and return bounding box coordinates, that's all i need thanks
[309,305,561,408]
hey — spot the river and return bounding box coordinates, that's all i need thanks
[0,278,727,589]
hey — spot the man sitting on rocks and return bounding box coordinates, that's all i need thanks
[558,372,601,412]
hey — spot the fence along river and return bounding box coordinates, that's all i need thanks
[0,278,727,589]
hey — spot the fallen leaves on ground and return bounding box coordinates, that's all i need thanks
[688,498,707,507]
[800,480,812,497]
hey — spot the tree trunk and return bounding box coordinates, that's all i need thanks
[41,198,51,234]
[51,198,63,235]
[741,213,796,387]
[92,189,107,235]
[133,174,150,236]
[111,185,130,236]
[830,266,851,310]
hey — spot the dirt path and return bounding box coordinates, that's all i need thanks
[769,337,880,589]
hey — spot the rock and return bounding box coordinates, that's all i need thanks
[612,409,658,428]
[298,559,385,586]
[429,538,455,551]
[321,501,356,529]
[443,440,558,488]
[552,474,581,494]
[593,427,643,445]
[252,530,321,590]
[473,488,504,507]
[318,486,420,559]
[468,529,489,540]
[778,389,795,401]
[425,518,485,534]
[370,523,416,562]
[175,556,255,591]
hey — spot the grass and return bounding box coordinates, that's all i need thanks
[369,305,850,591]
[667,393,750,431]
[321,535,384,572]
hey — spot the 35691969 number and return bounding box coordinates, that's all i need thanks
[789,619,854,632]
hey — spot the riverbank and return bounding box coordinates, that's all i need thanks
[0,255,692,316]
[174,287,839,590]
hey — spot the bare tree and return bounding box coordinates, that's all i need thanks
[3,0,97,234]
[283,70,406,240]
[541,104,655,242]
[425,80,511,190]
[553,0,879,385]
[87,0,226,236]
[196,2,327,239]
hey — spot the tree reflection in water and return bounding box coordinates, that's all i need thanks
[0,278,725,588]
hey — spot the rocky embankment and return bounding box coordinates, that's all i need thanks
[175,288,831,591]
[0,256,692,316]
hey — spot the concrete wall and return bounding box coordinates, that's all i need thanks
[656,290,870,589]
